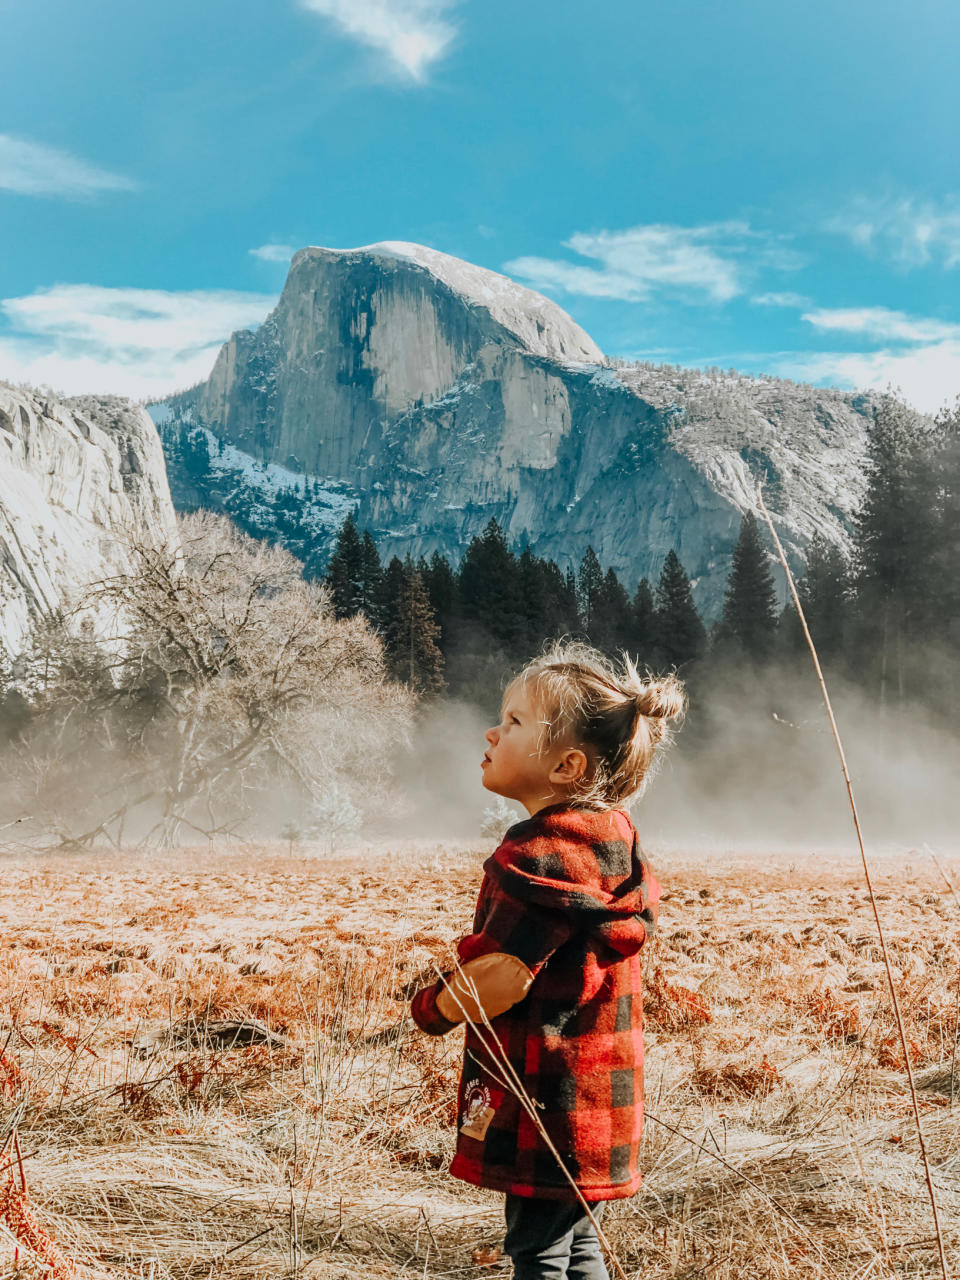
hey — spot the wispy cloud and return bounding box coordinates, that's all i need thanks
[826,196,960,269]
[249,242,296,263]
[776,343,960,415]
[802,305,960,345]
[505,222,798,305]
[298,0,458,81]
[0,134,137,200]
[752,291,810,308]
[767,302,960,413]
[0,284,276,399]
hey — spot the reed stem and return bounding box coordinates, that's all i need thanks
[756,486,950,1280]
[434,965,632,1280]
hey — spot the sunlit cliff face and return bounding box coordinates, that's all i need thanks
[0,383,178,659]
[170,242,879,618]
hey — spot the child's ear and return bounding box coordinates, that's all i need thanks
[549,748,587,785]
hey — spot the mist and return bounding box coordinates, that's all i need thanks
[382,668,960,860]
[641,676,960,857]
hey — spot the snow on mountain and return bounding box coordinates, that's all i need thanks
[162,243,882,613]
[149,406,357,547]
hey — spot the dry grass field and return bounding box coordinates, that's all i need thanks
[0,843,958,1279]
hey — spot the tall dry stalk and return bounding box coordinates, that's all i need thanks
[756,486,951,1280]
[925,843,960,913]
[439,961,843,1277]
[640,1110,838,1275]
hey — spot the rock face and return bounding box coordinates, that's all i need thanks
[0,385,179,660]
[195,242,603,478]
[161,241,878,614]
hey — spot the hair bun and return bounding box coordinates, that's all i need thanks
[634,674,686,721]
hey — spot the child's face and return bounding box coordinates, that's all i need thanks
[481,683,586,815]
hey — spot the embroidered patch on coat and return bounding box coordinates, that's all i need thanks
[460,1081,495,1140]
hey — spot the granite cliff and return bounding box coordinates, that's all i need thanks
[0,384,179,660]
[153,242,877,614]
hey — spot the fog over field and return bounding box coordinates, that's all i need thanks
[394,675,960,858]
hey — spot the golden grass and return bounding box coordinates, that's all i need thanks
[0,844,957,1277]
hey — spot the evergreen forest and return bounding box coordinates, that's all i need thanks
[164,397,960,721]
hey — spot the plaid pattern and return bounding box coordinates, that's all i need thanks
[410,804,660,1201]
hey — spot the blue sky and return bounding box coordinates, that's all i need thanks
[1,0,958,411]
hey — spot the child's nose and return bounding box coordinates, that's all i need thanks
[485,727,497,745]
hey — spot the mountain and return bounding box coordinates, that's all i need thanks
[151,242,878,613]
[0,384,178,661]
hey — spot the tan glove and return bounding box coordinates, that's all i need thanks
[435,952,535,1025]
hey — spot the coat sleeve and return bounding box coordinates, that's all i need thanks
[409,872,573,1036]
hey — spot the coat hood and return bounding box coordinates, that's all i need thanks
[484,805,659,959]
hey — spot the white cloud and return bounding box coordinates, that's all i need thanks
[299,0,457,81]
[250,243,296,262]
[802,306,960,345]
[505,222,794,305]
[0,134,137,200]
[752,291,810,308]
[826,196,960,269]
[0,284,276,400]
[766,302,960,413]
[775,343,960,415]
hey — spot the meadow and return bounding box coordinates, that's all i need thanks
[0,843,958,1279]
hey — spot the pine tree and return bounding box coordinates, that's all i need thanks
[558,565,580,635]
[377,556,407,637]
[592,568,633,653]
[933,401,960,648]
[564,567,578,621]
[631,578,656,660]
[577,547,604,634]
[787,533,849,659]
[517,549,579,655]
[852,397,940,705]
[517,547,548,655]
[384,566,445,696]
[271,485,302,541]
[718,513,779,662]
[358,531,383,620]
[654,551,706,668]
[421,550,458,653]
[181,428,212,490]
[324,512,365,619]
[855,400,927,603]
[458,519,524,655]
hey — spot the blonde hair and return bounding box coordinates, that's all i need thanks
[506,640,686,808]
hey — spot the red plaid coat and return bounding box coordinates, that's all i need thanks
[410,804,660,1201]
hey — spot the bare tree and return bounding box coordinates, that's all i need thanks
[3,512,411,848]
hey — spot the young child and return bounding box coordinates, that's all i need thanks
[410,641,685,1280]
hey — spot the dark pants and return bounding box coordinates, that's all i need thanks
[504,1195,609,1280]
